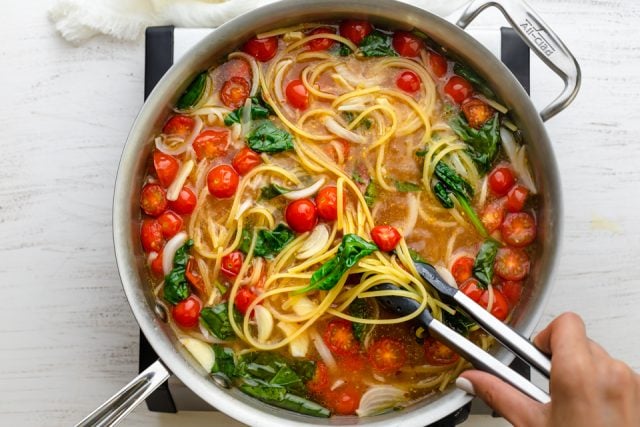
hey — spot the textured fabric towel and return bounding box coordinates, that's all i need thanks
[49,0,469,45]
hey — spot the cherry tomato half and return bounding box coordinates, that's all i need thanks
[221,251,244,279]
[223,58,251,80]
[285,199,318,233]
[506,185,529,213]
[315,186,338,221]
[192,128,229,161]
[141,219,163,252]
[242,36,278,62]
[444,75,473,104]
[500,280,523,308]
[285,79,309,109]
[235,286,258,315]
[150,250,164,276]
[220,76,250,109]
[494,247,530,281]
[327,384,362,415]
[185,258,205,296]
[481,198,507,233]
[322,319,359,355]
[232,147,262,175]
[172,295,202,328]
[168,187,197,215]
[370,225,401,252]
[306,361,330,394]
[392,31,422,57]
[428,51,448,78]
[479,288,509,321]
[451,256,475,285]
[459,278,484,303]
[153,151,179,188]
[461,98,494,129]
[307,27,336,51]
[488,166,516,196]
[338,353,367,374]
[339,20,373,45]
[157,210,183,239]
[140,183,168,217]
[368,338,407,373]
[424,337,460,365]
[162,115,195,136]
[501,212,536,247]
[207,164,240,199]
[396,70,421,92]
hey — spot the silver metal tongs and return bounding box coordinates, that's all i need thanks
[373,262,551,404]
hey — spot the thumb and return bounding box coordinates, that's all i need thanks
[458,370,545,426]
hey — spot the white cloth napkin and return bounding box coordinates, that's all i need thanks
[49,0,469,45]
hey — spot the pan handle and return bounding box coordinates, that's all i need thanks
[456,0,581,121]
[75,359,170,427]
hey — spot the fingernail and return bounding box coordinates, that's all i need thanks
[455,377,476,396]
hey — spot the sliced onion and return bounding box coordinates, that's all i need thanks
[402,194,419,237]
[254,305,274,343]
[500,127,538,194]
[228,52,260,96]
[156,117,204,156]
[235,199,253,220]
[274,60,293,104]
[335,64,384,87]
[277,322,309,357]
[356,385,406,417]
[476,94,508,114]
[180,337,215,372]
[330,379,345,391]
[241,97,252,136]
[324,117,366,144]
[166,159,194,201]
[283,177,325,200]
[163,231,188,275]
[291,296,317,316]
[296,225,330,259]
[147,251,159,264]
[434,264,457,288]
[311,330,337,371]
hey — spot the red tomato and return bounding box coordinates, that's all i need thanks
[424,337,460,365]
[500,280,523,308]
[315,186,338,221]
[220,76,250,109]
[428,51,448,77]
[172,295,202,328]
[140,183,168,217]
[192,128,229,161]
[396,70,421,92]
[494,247,530,281]
[150,250,164,276]
[221,251,244,279]
[327,384,362,415]
[451,256,474,285]
[307,27,336,51]
[368,338,407,373]
[153,151,179,187]
[285,199,318,233]
[162,115,195,136]
[242,36,278,62]
[223,58,251,80]
[506,185,529,212]
[339,353,367,374]
[489,166,516,196]
[232,147,262,175]
[370,225,401,252]
[207,165,240,198]
[185,258,205,296]
[235,286,258,315]
[392,31,422,57]
[444,75,473,104]
[141,219,163,252]
[459,278,484,302]
[481,198,507,233]
[157,210,183,239]
[285,79,309,109]
[306,361,330,394]
[479,288,509,321]
[168,187,197,215]
[501,212,536,247]
[339,20,373,45]
[323,319,359,355]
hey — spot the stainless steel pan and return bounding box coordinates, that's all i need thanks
[80,0,580,425]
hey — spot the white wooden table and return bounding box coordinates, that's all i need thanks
[1,1,639,426]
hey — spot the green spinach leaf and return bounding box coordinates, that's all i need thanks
[450,113,500,174]
[364,180,377,208]
[176,72,207,111]
[408,247,427,263]
[434,162,474,200]
[473,240,499,288]
[212,344,236,377]
[442,311,476,336]
[394,180,422,192]
[239,224,295,259]
[200,302,241,340]
[163,239,194,304]
[260,183,291,200]
[224,95,272,126]
[359,31,398,57]
[239,378,330,418]
[247,121,294,153]
[454,63,495,98]
[348,298,371,342]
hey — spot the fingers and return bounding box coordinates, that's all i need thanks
[533,312,589,357]
[459,370,545,426]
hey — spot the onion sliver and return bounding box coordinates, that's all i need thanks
[435,264,457,288]
[163,231,188,275]
[402,194,419,237]
[283,177,325,200]
[311,330,337,371]
[180,337,215,372]
[235,199,253,220]
[254,305,274,343]
[500,127,537,194]
[296,225,329,259]
[356,385,406,417]
[241,97,252,136]
[166,159,194,201]
[324,117,366,144]
[277,322,309,357]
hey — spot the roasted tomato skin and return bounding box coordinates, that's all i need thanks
[462,98,494,129]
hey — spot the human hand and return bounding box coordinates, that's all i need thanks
[456,312,640,426]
